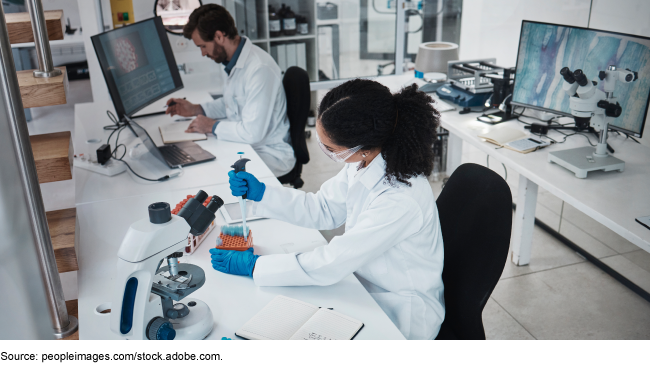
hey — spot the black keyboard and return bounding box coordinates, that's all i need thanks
[159,145,195,166]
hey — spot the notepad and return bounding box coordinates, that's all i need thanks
[159,121,207,144]
[236,296,364,340]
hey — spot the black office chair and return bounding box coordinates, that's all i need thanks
[434,163,512,340]
[278,66,310,188]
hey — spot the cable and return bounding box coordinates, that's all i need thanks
[487,155,507,181]
[104,111,182,182]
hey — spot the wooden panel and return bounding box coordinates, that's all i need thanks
[46,208,78,273]
[5,10,64,44]
[30,131,73,184]
[60,299,79,340]
[17,66,68,108]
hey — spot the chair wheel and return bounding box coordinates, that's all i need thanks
[292,177,304,189]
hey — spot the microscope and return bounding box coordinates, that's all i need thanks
[110,190,224,340]
[548,65,638,178]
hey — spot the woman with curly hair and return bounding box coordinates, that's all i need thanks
[212,79,445,340]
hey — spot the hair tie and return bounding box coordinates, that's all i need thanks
[392,109,399,132]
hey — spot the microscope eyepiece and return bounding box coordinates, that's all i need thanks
[194,190,208,204]
[149,202,171,224]
[573,69,589,87]
[206,195,224,214]
[560,67,575,84]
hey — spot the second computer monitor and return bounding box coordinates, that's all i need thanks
[91,16,183,119]
[511,21,650,137]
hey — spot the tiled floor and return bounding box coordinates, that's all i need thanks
[299,124,650,340]
[34,80,650,339]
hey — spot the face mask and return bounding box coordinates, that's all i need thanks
[316,132,362,163]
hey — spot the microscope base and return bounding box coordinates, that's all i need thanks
[169,298,214,340]
[548,146,625,178]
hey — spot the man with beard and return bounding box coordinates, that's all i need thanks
[166,4,295,177]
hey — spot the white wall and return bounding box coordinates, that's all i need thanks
[459,0,650,146]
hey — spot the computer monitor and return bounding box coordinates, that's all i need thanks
[91,17,183,122]
[511,21,650,138]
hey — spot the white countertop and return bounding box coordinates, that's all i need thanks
[76,179,405,340]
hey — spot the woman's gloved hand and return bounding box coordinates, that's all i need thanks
[228,170,266,202]
[210,247,259,277]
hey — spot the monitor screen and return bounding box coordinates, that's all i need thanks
[91,17,183,118]
[511,21,650,137]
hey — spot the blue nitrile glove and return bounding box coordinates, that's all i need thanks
[228,170,266,202]
[209,247,259,277]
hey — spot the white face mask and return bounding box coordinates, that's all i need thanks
[316,132,362,163]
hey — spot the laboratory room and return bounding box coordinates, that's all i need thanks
[1,0,650,359]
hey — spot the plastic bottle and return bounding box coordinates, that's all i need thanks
[282,6,296,36]
[297,15,308,35]
[268,5,281,38]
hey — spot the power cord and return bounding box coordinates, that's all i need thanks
[104,111,182,182]
[487,155,508,181]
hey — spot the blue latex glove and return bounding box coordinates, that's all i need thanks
[210,247,259,277]
[228,170,266,202]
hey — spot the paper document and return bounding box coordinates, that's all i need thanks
[477,127,548,154]
[159,121,207,144]
[236,296,364,340]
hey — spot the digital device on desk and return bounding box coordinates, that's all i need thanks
[511,21,650,139]
[92,16,182,136]
[219,202,264,224]
[511,21,650,178]
[130,118,215,168]
[92,17,215,168]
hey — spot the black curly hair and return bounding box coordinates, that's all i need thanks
[318,79,440,186]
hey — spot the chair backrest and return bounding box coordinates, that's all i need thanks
[282,66,310,165]
[435,163,512,340]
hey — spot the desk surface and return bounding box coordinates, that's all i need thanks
[73,102,274,206]
[378,74,650,253]
[76,179,405,340]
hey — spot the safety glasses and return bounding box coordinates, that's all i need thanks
[315,132,363,163]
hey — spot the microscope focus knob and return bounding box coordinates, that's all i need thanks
[146,317,176,340]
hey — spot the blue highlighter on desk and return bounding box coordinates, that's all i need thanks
[231,153,251,243]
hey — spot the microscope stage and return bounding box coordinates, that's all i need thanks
[548,146,625,178]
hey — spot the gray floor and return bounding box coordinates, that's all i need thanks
[33,80,650,339]
[300,124,650,340]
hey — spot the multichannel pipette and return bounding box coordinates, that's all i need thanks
[231,154,251,242]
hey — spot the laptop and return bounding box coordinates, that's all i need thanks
[128,117,215,168]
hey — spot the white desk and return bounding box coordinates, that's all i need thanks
[380,75,650,265]
[74,101,273,205]
[76,179,405,340]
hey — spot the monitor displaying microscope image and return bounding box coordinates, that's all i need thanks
[511,21,650,137]
[92,17,183,118]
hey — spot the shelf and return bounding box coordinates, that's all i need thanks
[30,131,73,184]
[59,299,79,340]
[17,66,68,108]
[46,208,78,274]
[269,34,317,42]
[5,10,64,44]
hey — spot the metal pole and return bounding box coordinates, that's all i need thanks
[95,0,105,33]
[25,0,62,78]
[394,0,406,75]
[0,4,77,338]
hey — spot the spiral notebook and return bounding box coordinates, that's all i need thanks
[159,121,207,144]
[236,296,364,340]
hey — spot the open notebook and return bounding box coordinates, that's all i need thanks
[159,121,207,144]
[236,296,364,340]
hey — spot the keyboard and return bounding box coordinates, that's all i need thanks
[159,145,195,166]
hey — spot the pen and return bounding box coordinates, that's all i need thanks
[164,97,186,108]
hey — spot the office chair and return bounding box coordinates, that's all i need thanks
[434,163,512,340]
[278,66,310,188]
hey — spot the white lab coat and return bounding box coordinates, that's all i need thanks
[200,38,295,176]
[252,154,445,340]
